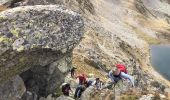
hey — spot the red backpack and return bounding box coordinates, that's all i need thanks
[115,64,127,74]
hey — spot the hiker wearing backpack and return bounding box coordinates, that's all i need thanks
[61,83,72,96]
[76,74,87,85]
[108,64,134,87]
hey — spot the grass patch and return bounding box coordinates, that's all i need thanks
[76,0,95,14]
[129,24,161,44]
[0,5,7,12]
[72,55,107,82]
[120,95,138,100]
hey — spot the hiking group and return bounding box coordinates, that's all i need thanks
[61,64,134,99]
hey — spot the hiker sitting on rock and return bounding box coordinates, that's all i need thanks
[92,78,103,90]
[108,64,134,87]
[61,83,72,96]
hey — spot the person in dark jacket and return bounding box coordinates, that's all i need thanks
[62,83,71,96]
[70,67,77,77]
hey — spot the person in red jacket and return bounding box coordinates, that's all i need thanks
[115,64,127,74]
[76,74,87,85]
[107,64,134,87]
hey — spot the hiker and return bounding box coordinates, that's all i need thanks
[61,83,72,96]
[115,64,127,74]
[70,67,77,77]
[76,74,87,85]
[74,85,86,99]
[108,65,134,87]
[92,78,103,90]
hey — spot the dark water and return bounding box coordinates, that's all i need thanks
[150,45,170,81]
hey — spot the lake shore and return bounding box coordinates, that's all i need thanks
[145,45,170,87]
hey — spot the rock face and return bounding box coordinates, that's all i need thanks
[0,0,12,5]
[20,54,72,97]
[56,95,74,100]
[0,75,26,100]
[0,5,84,97]
[0,5,83,82]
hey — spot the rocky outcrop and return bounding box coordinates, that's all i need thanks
[0,5,83,83]
[0,5,84,98]
[0,0,12,5]
[20,54,72,97]
[56,95,74,100]
[1,0,95,15]
[0,75,26,100]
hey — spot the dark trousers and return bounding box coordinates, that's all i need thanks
[74,86,84,99]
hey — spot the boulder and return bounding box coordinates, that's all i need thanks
[20,55,68,97]
[0,0,12,5]
[0,75,26,100]
[81,86,95,100]
[0,0,22,6]
[139,94,154,100]
[39,94,75,100]
[56,95,74,100]
[21,91,38,100]
[165,88,170,99]
[0,5,84,97]
[0,5,84,83]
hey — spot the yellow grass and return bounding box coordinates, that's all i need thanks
[132,26,161,44]
[0,5,8,12]
[72,54,107,82]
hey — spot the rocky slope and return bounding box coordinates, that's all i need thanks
[0,0,170,100]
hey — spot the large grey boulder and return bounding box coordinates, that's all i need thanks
[80,86,95,100]
[56,95,74,100]
[20,54,72,97]
[0,5,84,83]
[0,0,11,5]
[0,75,26,100]
[0,5,84,98]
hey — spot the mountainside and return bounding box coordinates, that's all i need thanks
[0,0,170,100]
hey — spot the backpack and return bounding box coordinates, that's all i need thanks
[115,64,127,73]
[62,83,70,93]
